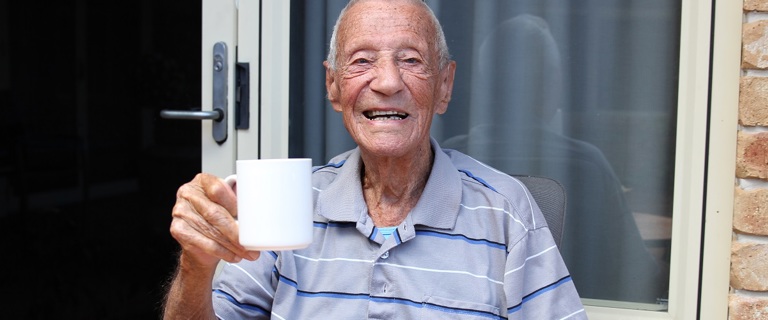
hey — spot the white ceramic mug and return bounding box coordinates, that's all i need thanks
[225,158,313,250]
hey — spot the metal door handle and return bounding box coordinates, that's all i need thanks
[160,41,229,144]
[160,109,223,121]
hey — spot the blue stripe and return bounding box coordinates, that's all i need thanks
[369,227,379,240]
[507,275,573,314]
[273,276,507,319]
[297,290,370,300]
[306,294,504,319]
[393,229,402,244]
[329,221,355,228]
[423,302,506,319]
[370,296,422,307]
[314,221,356,229]
[278,275,298,288]
[280,274,371,300]
[213,289,270,315]
[313,222,327,229]
[371,296,504,319]
[458,169,498,192]
[313,159,346,172]
[416,230,506,250]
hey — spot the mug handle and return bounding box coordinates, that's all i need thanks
[223,174,239,226]
[224,174,237,195]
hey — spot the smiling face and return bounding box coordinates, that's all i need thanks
[324,0,455,159]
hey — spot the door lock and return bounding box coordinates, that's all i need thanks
[160,41,229,144]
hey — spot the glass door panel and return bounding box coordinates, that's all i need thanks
[288,0,680,310]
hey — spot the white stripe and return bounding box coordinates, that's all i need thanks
[313,186,322,192]
[471,158,507,175]
[214,312,226,320]
[504,245,559,276]
[271,312,287,320]
[292,253,504,285]
[560,308,586,319]
[509,177,537,228]
[227,262,274,299]
[460,203,528,230]
[460,204,507,212]
[468,157,539,228]
[376,262,504,285]
[294,254,375,264]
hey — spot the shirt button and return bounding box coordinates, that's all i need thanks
[381,251,390,259]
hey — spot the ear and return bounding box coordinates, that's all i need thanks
[435,60,456,115]
[324,61,343,112]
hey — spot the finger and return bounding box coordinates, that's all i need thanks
[175,182,247,257]
[245,250,261,261]
[194,174,257,259]
[169,214,244,264]
[198,173,239,219]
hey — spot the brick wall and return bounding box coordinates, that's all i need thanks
[730,1,768,318]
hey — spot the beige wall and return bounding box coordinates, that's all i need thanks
[729,1,768,318]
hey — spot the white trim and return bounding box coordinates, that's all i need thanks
[665,0,711,316]
[202,0,237,177]
[236,0,261,161]
[259,0,291,159]
[700,0,742,318]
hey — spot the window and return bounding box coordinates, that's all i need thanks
[271,0,728,318]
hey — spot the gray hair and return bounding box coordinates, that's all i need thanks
[326,0,451,71]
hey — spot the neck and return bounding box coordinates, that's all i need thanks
[360,144,434,227]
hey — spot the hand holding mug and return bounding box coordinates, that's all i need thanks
[169,173,256,270]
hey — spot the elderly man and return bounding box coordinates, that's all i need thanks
[162,0,585,319]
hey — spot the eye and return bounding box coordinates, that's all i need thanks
[403,57,420,64]
[354,58,370,64]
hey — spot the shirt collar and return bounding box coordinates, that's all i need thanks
[316,138,463,230]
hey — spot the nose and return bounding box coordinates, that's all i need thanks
[369,59,404,96]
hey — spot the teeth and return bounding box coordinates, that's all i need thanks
[369,110,405,117]
[365,110,407,120]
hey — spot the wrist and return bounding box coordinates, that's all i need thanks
[177,251,219,280]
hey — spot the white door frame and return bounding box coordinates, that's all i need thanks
[202,0,289,178]
[201,0,238,177]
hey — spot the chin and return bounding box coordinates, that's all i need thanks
[359,135,425,158]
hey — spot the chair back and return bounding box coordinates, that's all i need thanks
[511,174,566,247]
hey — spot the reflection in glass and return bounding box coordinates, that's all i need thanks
[288,0,679,309]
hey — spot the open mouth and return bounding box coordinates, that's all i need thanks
[364,110,409,121]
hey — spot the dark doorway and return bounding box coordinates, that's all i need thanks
[0,1,201,318]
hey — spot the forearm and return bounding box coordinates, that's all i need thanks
[162,253,218,320]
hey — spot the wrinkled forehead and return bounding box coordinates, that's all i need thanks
[337,0,436,55]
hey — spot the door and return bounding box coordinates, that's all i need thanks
[180,0,289,179]
[2,0,205,317]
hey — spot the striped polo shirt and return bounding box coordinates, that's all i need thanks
[212,139,586,319]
